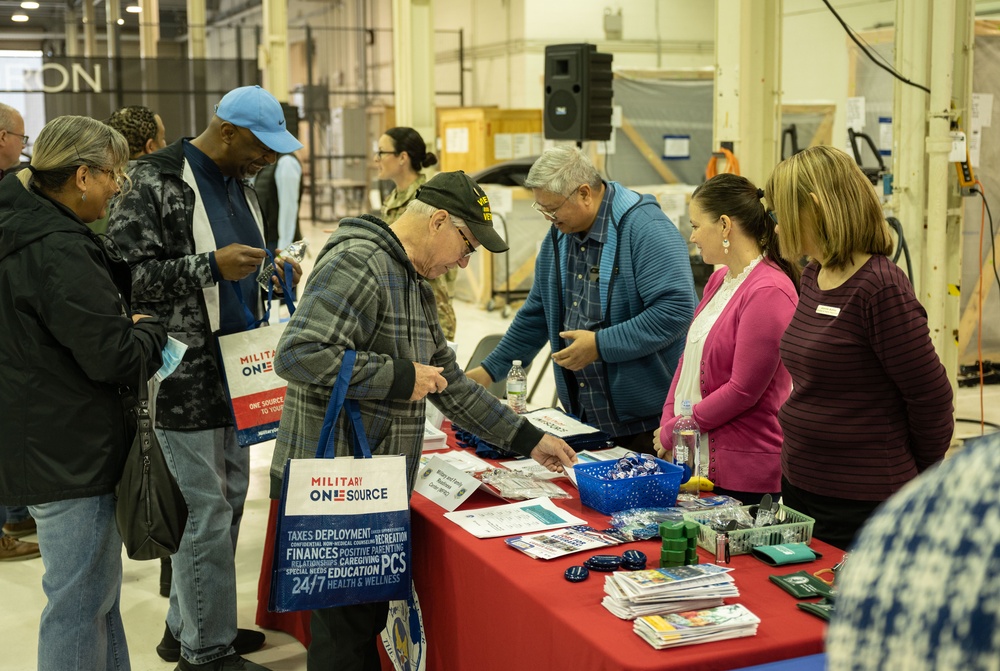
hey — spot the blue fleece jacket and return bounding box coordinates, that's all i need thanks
[481,181,696,435]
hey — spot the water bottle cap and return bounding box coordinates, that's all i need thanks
[512,360,522,366]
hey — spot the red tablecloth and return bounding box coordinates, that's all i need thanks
[256,447,838,671]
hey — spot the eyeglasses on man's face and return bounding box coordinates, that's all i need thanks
[6,131,28,146]
[456,225,476,258]
[373,150,400,161]
[531,186,580,220]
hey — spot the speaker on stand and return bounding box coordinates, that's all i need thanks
[543,43,614,143]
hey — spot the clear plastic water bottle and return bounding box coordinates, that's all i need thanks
[506,360,527,414]
[672,400,701,501]
[257,239,309,290]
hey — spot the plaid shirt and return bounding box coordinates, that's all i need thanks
[563,184,613,430]
[269,215,542,493]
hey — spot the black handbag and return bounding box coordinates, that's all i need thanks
[115,359,188,560]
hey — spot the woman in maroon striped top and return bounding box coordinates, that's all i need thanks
[764,146,953,550]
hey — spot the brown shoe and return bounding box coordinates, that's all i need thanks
[2,516,36,538]
[0,535,41,561]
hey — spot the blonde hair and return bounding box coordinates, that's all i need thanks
[18,115,129,194]
[764,145,891,270]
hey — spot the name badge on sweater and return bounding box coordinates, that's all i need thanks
[816,305,841,317]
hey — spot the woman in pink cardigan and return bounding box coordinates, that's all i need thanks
[656,174,799,505]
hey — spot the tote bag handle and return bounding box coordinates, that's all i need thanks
[315,350,373,460]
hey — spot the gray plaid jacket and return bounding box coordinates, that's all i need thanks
[269,215,542,493]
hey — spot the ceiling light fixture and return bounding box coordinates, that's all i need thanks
[125,4,141,13]
[117,17,124,24]
[12,13,29,21]
[20,2,40,9]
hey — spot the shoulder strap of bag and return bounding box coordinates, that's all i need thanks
[135,357,153,454]
[315,350,373,461]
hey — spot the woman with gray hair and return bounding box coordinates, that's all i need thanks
[0,115,167,670]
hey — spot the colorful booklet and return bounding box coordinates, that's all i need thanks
[633,604,760,649]
[505,525,623,560]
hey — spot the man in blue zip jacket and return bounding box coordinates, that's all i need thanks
[467,146,696,452]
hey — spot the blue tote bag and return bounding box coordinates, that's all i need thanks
[269,350,411,612]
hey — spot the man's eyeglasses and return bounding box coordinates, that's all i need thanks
[5,131,28,147]
[373,150,400,161]
[93,166,127,189]
[456,225,476,258]
[236,126,274,155]
[531,187,580,219]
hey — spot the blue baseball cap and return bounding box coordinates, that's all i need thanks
[215,85,303,154]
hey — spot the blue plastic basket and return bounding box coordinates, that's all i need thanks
[575,458,683,515]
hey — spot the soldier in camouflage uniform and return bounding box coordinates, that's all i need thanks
[377,126,458,340]
[109,86,302,671]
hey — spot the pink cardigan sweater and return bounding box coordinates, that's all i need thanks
[659,260,798,493]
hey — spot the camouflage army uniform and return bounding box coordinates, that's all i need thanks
[382,173,458,340]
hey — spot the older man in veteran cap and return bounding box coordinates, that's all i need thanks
[109,85,304,671]
[270,170,577,670]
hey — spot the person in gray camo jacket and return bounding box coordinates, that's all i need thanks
[109,86,303,671]
[270,170,578,671]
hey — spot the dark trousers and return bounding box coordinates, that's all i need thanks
[308,601,390,671]
[780,477,884,551]
[615,430,657,456]
[712,487,780,507]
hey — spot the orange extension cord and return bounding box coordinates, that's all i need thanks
[705,148,740,180]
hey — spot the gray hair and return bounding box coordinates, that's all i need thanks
[524,145,602,196]
[407,198,469,231]
[0,102,20,131]
[18,115,129,193]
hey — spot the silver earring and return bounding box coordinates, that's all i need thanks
[81,192,87,202]
[722,238,730,254]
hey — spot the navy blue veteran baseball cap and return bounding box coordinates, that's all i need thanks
[215,85,303,154]
[415,171,509,253]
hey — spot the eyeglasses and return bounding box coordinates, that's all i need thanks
[456,225,476,258]
[5,131,28,146]
[373,150,400,161]
[768,211,778,225]
[93,166,126,189]
[531,187,580,219]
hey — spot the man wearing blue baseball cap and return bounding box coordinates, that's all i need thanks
[108,85,303,671]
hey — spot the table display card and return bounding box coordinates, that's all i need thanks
[414,455,482,512]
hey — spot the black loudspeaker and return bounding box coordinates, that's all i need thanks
[543,43,614,142]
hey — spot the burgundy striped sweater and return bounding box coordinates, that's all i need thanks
[779,255,953,501]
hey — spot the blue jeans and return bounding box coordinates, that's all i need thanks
[0,505,29,536]
[28,494,129,671]
[156,426,250,665]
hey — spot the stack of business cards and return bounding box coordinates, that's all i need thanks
[633,603,760,649]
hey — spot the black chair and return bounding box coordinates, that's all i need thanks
[464,334,531,399]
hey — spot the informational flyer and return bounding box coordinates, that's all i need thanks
[505,525,623,560]
[443,497,586,539]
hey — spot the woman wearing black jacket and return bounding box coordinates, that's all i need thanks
[0,115,167,671]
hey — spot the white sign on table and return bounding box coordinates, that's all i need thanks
[414,455,481,512]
